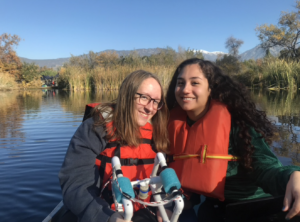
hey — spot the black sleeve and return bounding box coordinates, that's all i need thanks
[58,118,115,222]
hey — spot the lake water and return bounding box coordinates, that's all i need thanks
[0,89,300,222]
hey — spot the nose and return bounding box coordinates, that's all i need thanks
[181,82,191,93]
[144,100,155,112]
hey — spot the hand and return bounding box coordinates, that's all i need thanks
[108,212,132,222]
[156,209,174,222]
[283,171,300,220]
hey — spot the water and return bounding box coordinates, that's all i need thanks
[0,89,300,222]
[0,89,118,222]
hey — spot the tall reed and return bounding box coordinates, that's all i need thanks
[59,64,175,91]
[59,67,92,91]
[261,59,300,91]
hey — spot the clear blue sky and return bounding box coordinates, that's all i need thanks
[1,0,297,59]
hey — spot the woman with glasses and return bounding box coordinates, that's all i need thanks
[59,70,169,222]
[166,58,300,221]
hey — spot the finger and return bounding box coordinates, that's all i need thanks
[283,188,293,212]
[285,199,300,220]
[157,216,162,222]
[156,211,162,222]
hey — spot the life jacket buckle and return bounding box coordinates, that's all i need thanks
[124,158,138,166]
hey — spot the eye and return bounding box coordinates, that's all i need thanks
[141,95,149,101]
[191,81,199,85]
[153,100,160,105]
[177,80,184,86]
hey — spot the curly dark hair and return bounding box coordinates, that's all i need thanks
[166,58,274,170]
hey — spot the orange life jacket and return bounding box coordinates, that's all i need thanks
[84,103,157,212]
[168,100,238,201]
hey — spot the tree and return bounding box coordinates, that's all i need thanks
[0,33,21,65]
[216,54,240,75]
[256,0,300,60]
[185,48,204,60]
[21,62,39,82]
[96,51,119,68]
[225,36,244,57]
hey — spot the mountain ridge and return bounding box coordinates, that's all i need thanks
[19,45,283,68]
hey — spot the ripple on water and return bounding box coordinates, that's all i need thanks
[0,90,84,222]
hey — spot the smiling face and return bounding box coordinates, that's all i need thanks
[175,64,211,121]
[134,77,162,126]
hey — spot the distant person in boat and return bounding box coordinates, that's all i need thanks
[59,70,169,222]
[166,58,300,221]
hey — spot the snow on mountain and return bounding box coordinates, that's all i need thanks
[193,49,227,61]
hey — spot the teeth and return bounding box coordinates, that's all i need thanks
[183,98,193,100]
[141,113,148,117]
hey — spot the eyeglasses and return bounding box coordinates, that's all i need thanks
[135,93,164,110]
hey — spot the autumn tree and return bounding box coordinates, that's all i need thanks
[225,36,244,57]
[256,0,300,60]
[0,33,21,65]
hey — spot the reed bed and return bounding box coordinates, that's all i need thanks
[261,59,300,91]
[58,64,176,91]
[57,51,300,92]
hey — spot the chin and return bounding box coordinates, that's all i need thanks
[137,120,148,127]
[180,104,194,111]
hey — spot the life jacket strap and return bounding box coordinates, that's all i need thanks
[98,138,155,184]
[96,154,155,166]
[105,139,153,148]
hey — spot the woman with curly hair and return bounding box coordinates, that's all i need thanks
[166,58,300,221]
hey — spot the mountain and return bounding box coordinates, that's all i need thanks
[19,48,165,68]
[239,45,283,61]
[101,48,164,57]
[19,45,284,68]
[20,57,70,69]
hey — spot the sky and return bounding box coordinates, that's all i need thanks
[1,0,297,59]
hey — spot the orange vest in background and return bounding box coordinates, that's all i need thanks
[168,100,238,201]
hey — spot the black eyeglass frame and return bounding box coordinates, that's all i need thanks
[135,93,164,110]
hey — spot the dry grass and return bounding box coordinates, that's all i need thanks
[58,64,175,90]
[0,71,18,88]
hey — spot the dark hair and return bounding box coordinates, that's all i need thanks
[93,70,169,153]
[166,58,274,170]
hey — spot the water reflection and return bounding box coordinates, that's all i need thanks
[251,90,300,166]
[58,90,118,115]
[0,89,118,151]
